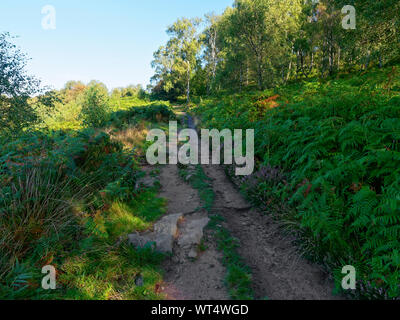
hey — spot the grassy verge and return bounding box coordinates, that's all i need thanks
[179,164,254,300]
[53,190,167,300]
[0,103,174,300]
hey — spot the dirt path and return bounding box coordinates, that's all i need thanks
[159,165,229,300]
[187,112,338,300]
[153,111,338,300]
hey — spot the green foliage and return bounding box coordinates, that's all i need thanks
[0,119,168,299]
[151,0,400,99]
[112,85,146,99]
[109,102,175,129]
[208,215,254,300]
[0,33,56,135]
[151,18,202,102]
[179,164,215,212]
[80,82,111,128]
[0,129,133,267]
[196,66,400,299]
[38,82,86,131]
[57,242,164,300]
[39,82,152,131]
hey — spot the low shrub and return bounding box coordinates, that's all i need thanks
[110,102,175,129]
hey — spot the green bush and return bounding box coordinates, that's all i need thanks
[80,83,111,128]
[110,102,175,129]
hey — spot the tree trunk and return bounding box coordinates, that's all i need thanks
[240,64,243,92]
[186,61,190,104]
[365,50,371,70]
[208,28,217,95]
[286,56,292,82]
[246,59,249,86]
[256,55,264,90]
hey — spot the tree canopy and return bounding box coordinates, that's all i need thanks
[151,0,400,97]
[0,33,53,134]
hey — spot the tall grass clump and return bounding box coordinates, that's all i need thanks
[0,125,153,299]
[0,165,83,279]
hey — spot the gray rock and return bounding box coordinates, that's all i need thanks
[184,174,194,181]
[128,213,184,254]
[178,217,210,248]
[188,248,198,259]
[136,176,158,189]
[153,233,175,253]
[128,232,174,254]
[128,232,155,249]
[135,275,144,287]
[154,213,183,238]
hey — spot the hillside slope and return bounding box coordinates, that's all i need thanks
[194,66,400,299]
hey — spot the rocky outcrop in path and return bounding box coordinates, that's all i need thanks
[128,164,228,300]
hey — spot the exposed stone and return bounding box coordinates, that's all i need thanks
[178,216,210,249]
[128,213,183,254]
[128,232,174,254]
[128,232,155,249]
[154,213,183,238]
[135,275,144,287]
[153,233,175,253]
[224,199,252,210]
[136,176,158,189]
[128,212,209,254]
[188,248,198,259]
[184,173,195,181]
[183,165,197,181]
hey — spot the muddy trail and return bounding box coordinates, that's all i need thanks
[148,111,338,300]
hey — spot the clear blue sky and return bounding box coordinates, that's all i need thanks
[0,0,232,91]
